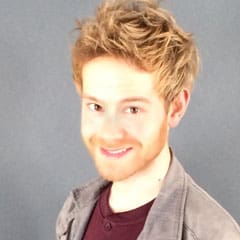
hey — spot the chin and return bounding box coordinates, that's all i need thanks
[94,160,133,182]
[96,166,131,182]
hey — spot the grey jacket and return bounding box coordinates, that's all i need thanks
[56,157,240,240]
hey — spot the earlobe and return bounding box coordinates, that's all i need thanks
[168,88,190,128]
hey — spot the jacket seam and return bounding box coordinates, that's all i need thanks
[183,223,200,240]
[66,218,74,240]
[176,172,188,240]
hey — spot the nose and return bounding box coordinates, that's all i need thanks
[98,115,125,141]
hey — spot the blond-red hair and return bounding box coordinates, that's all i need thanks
[72,0,200,102]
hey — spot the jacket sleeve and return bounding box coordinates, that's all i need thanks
[56,192,76,240]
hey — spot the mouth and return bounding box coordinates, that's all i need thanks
[100,147,133,158]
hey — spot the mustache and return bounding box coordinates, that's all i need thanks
[89,136,141,148]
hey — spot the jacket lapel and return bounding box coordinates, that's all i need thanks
[72,178,109,240]
[137,157,187,240]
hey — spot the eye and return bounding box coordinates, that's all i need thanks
[87,103,103,112]
[126,106,140,114]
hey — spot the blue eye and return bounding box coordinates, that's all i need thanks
[126,106,140,114]
[88,103,103,112]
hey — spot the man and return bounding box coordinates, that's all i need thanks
[56,0,240,239]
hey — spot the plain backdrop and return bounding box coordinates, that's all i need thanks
[0,0,239,239]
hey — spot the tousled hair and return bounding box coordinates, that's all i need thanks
[72,0,200,102]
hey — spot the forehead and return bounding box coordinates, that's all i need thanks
[82,57,156,101]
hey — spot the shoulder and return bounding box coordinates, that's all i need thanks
[56,190,77,239]
[183,174,240,240]
[56,177,109,239]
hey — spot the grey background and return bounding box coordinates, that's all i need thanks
[0,0,239,239]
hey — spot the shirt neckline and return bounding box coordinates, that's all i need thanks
[99,184,155,225]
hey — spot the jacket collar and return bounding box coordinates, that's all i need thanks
[137,156,187,239]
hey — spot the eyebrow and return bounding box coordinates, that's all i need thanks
[82,94,151,104]
[120,97,151,104]
[82,94,101,103]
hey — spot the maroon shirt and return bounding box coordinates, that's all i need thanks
[83,184,154,240]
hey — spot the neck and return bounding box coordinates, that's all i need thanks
[109,145,171,213]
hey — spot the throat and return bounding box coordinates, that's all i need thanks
[109,148,171,213]
[109,179,162,213]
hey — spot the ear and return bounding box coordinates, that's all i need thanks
[168,88,190,128]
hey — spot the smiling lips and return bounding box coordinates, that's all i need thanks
[100,147,133,158]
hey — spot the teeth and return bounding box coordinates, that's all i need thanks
[107,148,127,154]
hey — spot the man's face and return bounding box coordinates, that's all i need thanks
[80,56,170,182]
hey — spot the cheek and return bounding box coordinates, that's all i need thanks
[81,112,100,137]
[121,117,157,141]
[130,126,161,142]
[119,116,143,139]
[125,124,145,139]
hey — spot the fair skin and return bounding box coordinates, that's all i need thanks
[76,56,190,212]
